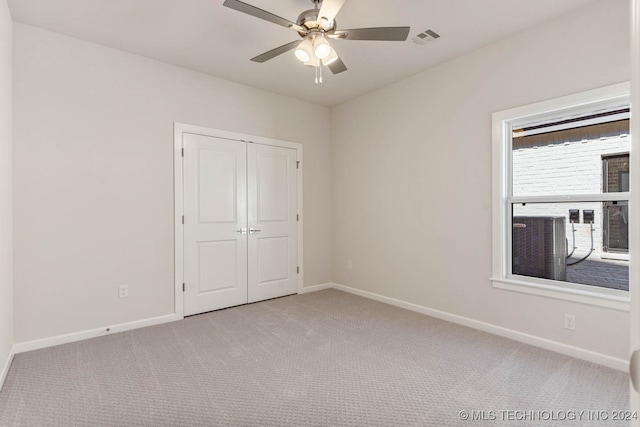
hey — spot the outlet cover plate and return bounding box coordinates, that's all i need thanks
[564,314,576,330]
[119,285,128,298]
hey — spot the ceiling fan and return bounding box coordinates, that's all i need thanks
[223,0,410,84]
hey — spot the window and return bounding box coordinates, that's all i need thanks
[602,154,629,254]
[492,83,630,309]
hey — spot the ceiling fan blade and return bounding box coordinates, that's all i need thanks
[328,57,347,74]
[318,0,347,25]
[223,0,306,33]
[333,27,410,41]
[250,40,300,63]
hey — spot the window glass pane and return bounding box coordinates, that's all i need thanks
[603,202,628,252]
[511,202,628,291]
[603,154,629,192]
[512,120,630,197]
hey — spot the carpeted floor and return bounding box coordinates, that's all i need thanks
[0,289,630,426]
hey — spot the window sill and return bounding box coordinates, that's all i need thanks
[491,277,630,311]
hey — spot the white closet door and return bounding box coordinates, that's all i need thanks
[247,144,298,303]
[183,133,248,316]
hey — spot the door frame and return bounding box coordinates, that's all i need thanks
[173,123,304,319]
[631,0,640,422]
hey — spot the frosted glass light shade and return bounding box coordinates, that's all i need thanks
[313,36,331,60]
[295,39,313,63]
[304,56,321,67]
[322,47,338,66]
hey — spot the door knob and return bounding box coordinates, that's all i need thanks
[249,228,262,234]
[237,228,247,234]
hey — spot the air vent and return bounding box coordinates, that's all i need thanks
[412,29,441,45]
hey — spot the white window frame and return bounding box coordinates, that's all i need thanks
[491,82,631,311]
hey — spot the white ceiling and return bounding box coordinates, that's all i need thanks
[8,0,597,107]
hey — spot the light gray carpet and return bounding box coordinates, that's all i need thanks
[0,289,629,426]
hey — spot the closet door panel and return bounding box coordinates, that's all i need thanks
[247,144,298,303]
[183,133,248,315]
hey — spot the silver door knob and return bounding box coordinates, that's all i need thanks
[249,228,262,234]
[237,228,247,234]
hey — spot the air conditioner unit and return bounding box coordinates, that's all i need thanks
[512,216,567,281]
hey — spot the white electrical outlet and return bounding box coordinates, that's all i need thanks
[119,285,128,298]
[346,260,352,270]
[564,314,576,330]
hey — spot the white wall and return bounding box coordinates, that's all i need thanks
[331,0,631,360]
[13,23,332,342]
[0,0,12,384]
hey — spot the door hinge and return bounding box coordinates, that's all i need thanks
[297,266,300,274]
[181,148,184,157]
[297,214,299,222]
[182,215,184,224]
[296,161,300,169]
[182,283,185,292]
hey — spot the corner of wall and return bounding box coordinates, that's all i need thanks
[0,346,14,391]
[0,0,14,391]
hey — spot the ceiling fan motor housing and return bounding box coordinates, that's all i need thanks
[296,9,336,37]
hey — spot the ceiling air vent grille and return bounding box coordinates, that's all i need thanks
[412,29,441,45]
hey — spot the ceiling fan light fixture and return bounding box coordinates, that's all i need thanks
[223,0,411,83]
[294,39,313,63]
[322,46,339,66]
[313,35,331,60]
[304,56,321,67]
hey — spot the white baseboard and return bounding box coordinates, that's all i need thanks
[11,285,336,356]
[10,287,331,356]
[8,284,628,373]
[0,346,15,391]
[13,313,181,354]
[298,282,334,294]
[332,283,628,372]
